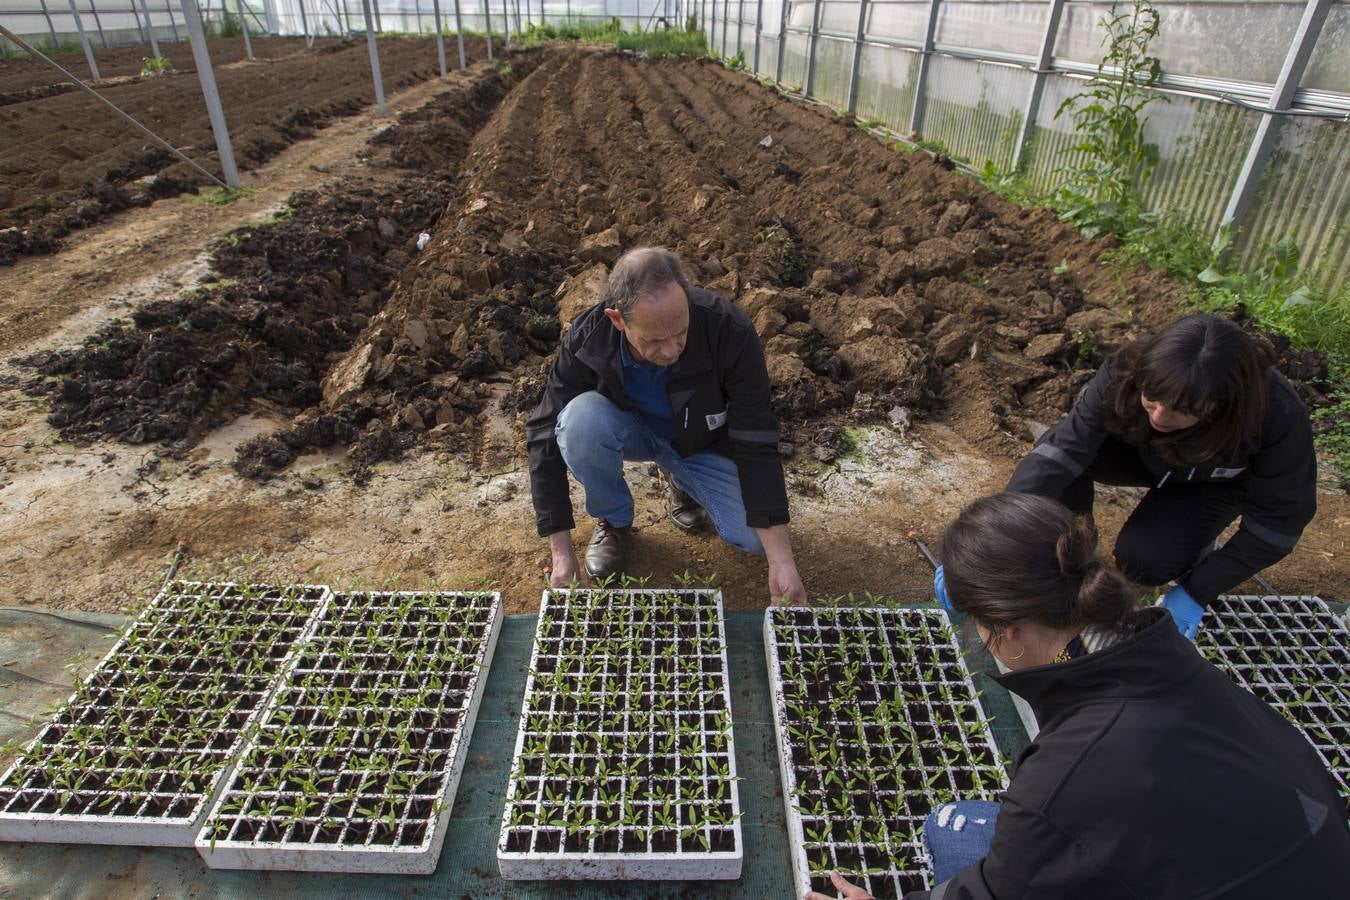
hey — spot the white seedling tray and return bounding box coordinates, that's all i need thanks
[197,590,502,873]
[765,606,1008,900]
[497,588,742,881]
[1197,594,1349,812]
[0,582,331,846]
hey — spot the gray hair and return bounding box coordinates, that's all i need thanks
[608,246,693,322]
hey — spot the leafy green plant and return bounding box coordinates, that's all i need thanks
[756,221,808,284]
[1052,0,1165,239]
[140,56,172,78]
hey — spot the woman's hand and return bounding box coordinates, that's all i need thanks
[805,871,875,900]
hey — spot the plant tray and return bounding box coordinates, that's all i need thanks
[0,581,330,846]
[197,590,502,873]
[765,606,1009,900]
[1196,594,1350,813]
[497,588,743,881]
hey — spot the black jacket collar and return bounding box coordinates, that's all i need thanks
[996,609,1206,726]
[572,288,717,384]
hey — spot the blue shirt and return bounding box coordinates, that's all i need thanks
[619,338,675,442]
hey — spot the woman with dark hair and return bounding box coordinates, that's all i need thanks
[1006,313,1317,638]
[811,492,1349,900]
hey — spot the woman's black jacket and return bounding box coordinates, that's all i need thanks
[906,610,1350,900]
[1006,364,1316,603]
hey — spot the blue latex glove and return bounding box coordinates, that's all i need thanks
[1160,584,1204,640]
[934,565,954,613]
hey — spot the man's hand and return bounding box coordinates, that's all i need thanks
[805,871,874,900]
[769,560,807,606]
[758,524,806,605]
[548,531,583,589]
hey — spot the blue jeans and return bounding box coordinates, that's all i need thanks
[923,799,1001,883]
[554,391,764,555]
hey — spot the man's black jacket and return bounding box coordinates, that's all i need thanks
[1007,364,1317,603]
[907,610,1350,899]
[525,287,788,537]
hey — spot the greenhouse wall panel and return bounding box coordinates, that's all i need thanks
[920,55,1032,171]
[809,33,853,110]
[853,42,920,132]
[1235,115,1350,293]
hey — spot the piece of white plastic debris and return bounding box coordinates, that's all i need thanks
[953,814,967,832]
[759,135,774,148]
[416,232,431,251]
[937,804,956,827]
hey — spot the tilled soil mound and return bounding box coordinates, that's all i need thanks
[18,48,1338,482]
[0,36,492,265]
[19,62,529,483]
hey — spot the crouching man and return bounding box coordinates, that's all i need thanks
[525,246,807,603]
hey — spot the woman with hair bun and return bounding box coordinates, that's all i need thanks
[812,492,1349,900]
[1006,313,1317,638]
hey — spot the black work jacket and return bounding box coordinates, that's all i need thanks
[525,288,788,537]
[1007,364,1317,602]
[907,610,1350,900]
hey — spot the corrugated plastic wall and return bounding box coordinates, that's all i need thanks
[705,0,1350,294]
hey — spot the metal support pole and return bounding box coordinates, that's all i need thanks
[88,0,109,49]
[415,0,422,33]
[372,0,383,33]
[178,0,240,186]
[359,0,385,113]
[237,0,254,58]
[485,0,493,60]
[140,0,162,55]
[845,0,868,113]
[775,0,786,83]
[132,1,148,44]
[166,0,179,40]
[1011,0,1065,171]
[298,0,309,39]
[803,0,819,96]
[908,0,941,135]
[342,0,353,34]
[1217,0,1332,250]
[735,0,742,57]
[66,0,101,81]
[261,0,279,33]
[432,0,446,75]
[453,0,465,69]
[39,0,61,47]
[751,0,760,73]
[720,0,727,57]
[502,0,511,48]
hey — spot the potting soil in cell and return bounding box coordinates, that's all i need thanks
[0,582,329,846]
[1196,595,1350,815]
[766,606,1010,900]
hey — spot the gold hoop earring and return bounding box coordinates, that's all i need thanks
[1005,644,1026,661]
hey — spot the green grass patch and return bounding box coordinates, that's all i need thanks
[190,186,256,206]
[614,27,707,58]
[519,19,624,45]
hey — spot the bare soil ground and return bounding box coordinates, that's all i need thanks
[0,36,345,99]
[1,46,1346,620]
[0,35,492,264]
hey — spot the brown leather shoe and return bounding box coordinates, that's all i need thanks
[585,519,632,579]
[663,471,710,533]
